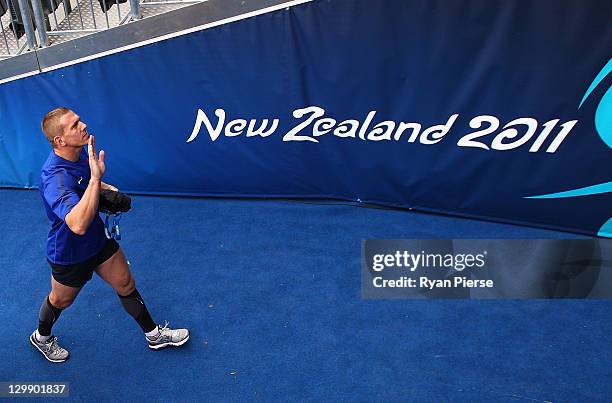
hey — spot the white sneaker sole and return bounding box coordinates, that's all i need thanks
[148,333,190,350]
[29,334,69,363]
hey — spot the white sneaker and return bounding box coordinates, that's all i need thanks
[146,322,190,350]
[30,331,70,363]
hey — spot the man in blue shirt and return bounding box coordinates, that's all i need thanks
[31,107,189,362]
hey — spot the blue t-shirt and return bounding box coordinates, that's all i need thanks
[40,148,107,265]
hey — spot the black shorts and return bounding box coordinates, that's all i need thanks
[48,239,120,288]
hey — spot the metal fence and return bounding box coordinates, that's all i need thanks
[0,0,199,59]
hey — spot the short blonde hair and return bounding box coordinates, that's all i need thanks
[41,107,71,147]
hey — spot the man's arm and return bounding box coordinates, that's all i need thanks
[65,136,106,236]
[65,178,102,235]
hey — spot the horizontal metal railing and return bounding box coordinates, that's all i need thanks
[0,0,200,59]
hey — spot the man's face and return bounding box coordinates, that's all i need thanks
[56,111,89,148]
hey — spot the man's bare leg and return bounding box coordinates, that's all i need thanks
[49,276,82,309]
[95,249,189,349]
[94,248,137,297]
[30,277,80,362]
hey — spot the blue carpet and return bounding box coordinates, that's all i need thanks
[0,189,610,402]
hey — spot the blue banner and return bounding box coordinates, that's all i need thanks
[0,0,610,237]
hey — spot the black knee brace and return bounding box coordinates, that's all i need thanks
[119,289,156,333]
[38,296,63,336]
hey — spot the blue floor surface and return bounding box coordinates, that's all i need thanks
[0,189,610,402]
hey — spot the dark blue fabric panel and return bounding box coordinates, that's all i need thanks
[0,0,610,236]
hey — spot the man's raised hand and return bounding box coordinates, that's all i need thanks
[88,135,105,180]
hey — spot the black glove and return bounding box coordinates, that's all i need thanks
[99,189,131,214]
